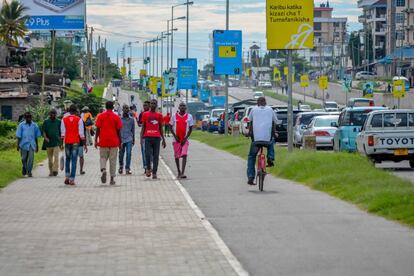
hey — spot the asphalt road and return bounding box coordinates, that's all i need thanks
[160,140,414,276]
[377,161,414,183]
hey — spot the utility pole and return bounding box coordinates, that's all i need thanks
[224,0,230,135]
[41,50,46,104]
[104,38,107,83]
[167,21,170,70]
[85,25,89,82]
[287,50,293,152]
[51,30,56,74]
[171,7,174,69]
[153,40,156,77]
[97,36,101,82]
[156,36,159,77]
[89,27,94,81]
[186,0,190,105]
[129,42,132,90]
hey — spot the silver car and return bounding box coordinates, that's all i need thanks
[302,115,340,149]
[293,112,327,147]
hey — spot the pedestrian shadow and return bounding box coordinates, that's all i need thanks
[94,185,121,188]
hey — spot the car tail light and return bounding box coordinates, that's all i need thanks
[369,100,374,106]
[313,131,330,136]
[368,136,375,146]
[243,117,250,123]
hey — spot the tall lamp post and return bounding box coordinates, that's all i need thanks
[224,0,230,134]
[127,41,139,90]
[169,15,187,69]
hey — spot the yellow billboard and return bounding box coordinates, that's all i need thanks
[266,0,314,50]
[300,75,309,88]
[273,68,281,81]
[319,76,328,90]
[120,67,127,76]
[393,79,406,98]
[149,77,160,95]
[139,69,147,78]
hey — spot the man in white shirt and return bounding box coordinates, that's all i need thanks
[247,97,278,185]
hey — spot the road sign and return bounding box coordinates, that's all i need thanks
[300,75,309,88]
[23,0,86,30]
[393,79,406,98]
[120,67,127,76]
[363,82,374,98]
[140,70,147,78]
[319,76,328,90]
[284,67,288,76]
[177,58,198,90]
[266,0,314,50]
[213,30,242,75]
[162,72,177,97]
[245,68,251,77]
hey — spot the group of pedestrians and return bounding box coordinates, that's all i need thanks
[16,94,195,185]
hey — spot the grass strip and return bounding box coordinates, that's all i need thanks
[191,131,414,228]
[0,146,47,189]
[263,91,322,110]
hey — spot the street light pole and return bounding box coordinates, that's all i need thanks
[224,0,230,135]
[167,21,170,70]
[171,6,174,69]
[129,42,132,90]
[185,0,190,105]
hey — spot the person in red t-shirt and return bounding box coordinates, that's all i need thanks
[61,104,86,186]
[95,101,123,185]
[140,99,166,179]
[163,112,171,137]
[170,102,194,179]
[138,101,150,172]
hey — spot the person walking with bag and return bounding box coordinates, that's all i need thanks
[119,105,135,175]
[42,109,62,177]
[95,101,123,185]
[81,106,94,146]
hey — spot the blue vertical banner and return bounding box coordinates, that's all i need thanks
[177,58,198,90]
[213,30,242,75]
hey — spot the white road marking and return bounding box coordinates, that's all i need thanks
[160,157,249,276]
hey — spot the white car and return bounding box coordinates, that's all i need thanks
[355,71,377,80]
[241,106,255,136]
[253,91,264,100]
[299,104,312,112]
[302,115,340,149]
[324,101,339,112]
[258,81,272,88]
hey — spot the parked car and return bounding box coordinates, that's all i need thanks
[241,106,255,136]
[299,104,312,112]
[347,98,375,108]
[258,81,272,88]
[355,71,377,80]
[230,109,245,132]
[208,108,225,132]
[356,109,414,167]
[195,110,210,130]
[253,91,264,100]
[302,115,340,149]
[324,101,339,112]
[294,111,328,147]
[333,106,386,152]
[201,114,210,131]
[274,110,302,142]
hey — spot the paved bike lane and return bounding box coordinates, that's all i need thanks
[161,139,414,276]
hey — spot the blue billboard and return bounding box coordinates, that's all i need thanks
[213,30,242,75]
[177,58,198,90]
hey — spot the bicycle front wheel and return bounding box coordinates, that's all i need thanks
[258,171,265,191]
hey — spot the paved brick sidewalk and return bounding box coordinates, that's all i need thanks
[0,141,239,275]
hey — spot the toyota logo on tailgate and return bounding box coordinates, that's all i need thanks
[34,0,84,13]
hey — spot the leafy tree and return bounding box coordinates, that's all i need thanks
[58,93,104,116]
[0,0,29,46]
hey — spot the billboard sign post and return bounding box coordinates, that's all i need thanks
[23,0,86,30]
[213,30,242,75]
[177,58,198,90]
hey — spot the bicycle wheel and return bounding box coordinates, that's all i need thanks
[258,171,265,191]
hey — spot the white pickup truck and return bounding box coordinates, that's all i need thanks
[356,110,414,168]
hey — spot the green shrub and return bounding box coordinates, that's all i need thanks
[0,131,16,150]
[0,121,17,137]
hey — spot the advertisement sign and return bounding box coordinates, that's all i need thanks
[266,0,314,50]
[162,72,177,97]
[22,0,86,30]
[177,58,198,90]
[149,77,161,95]
[213,30,242,75]
[393,79,406,98]
[245,68,251,77]
[273,68,281,81]
[363,82,374,98]
[342,74,352,92]
[120,67,127,77]
[139,70,147,78]
[284,67,288,76]
[319,76,328,90]
[300,75,309,88]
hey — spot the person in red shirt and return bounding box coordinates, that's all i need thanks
[170,103,194,179]
[61,105,86,186]
[140,99,166,179]
[163,112,171,137]
[95,101,123,185]
[137,101,150,172]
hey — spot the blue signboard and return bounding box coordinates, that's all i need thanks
[213,30,242,75]
[211,96,226,107]
[25,16,85,30]
[177,58,198,90]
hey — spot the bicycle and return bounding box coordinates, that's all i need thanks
[256,143,268,192]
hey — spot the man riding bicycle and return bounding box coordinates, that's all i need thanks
[247,97,278,185]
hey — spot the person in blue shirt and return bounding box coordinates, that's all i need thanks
[16,112,42,177]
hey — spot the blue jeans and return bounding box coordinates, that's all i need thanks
[65,144,79,180]
[20,148,34,174]
[141,139,146,169]
[247,141,274,179]
[119,141,133,170]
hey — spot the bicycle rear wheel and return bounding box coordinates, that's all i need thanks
[258,171,265,191]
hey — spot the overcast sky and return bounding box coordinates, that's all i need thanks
[86,0,360,72]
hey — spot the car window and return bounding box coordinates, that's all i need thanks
[314,117,338,127]
[349,111,369,126]
[338,112,345,127]
[409,113,414,127]
[384,113,395,128]
[396,113,408,128]
[370,114,383,128]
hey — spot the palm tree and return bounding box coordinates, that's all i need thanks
[0,0,29,46]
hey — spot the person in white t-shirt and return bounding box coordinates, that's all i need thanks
[247,97,278,185]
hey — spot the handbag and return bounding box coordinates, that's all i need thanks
[85,117,93,127]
